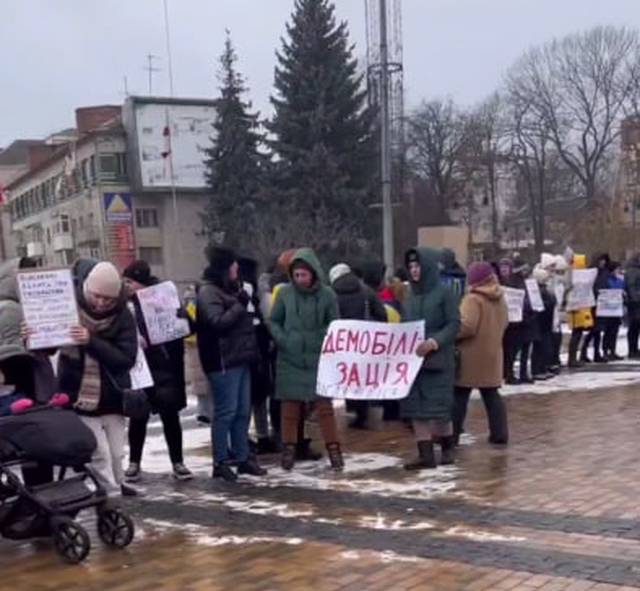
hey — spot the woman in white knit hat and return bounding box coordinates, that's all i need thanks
[58,259,138,496]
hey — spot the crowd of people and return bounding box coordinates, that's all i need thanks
[0,243,634,494]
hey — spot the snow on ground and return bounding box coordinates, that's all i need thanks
[140,518,304,548]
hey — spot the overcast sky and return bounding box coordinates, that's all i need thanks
[2,0,639,147]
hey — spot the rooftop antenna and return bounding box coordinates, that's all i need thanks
[145,54,161,95]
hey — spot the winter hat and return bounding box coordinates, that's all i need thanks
[532,264,550,284]
[540,253,556,271]
[553,255,568,272]
[123,260,153,287]
[467,262,495,287]
[84,262,122,299]
[329,263,351,285]
[512,256,530,276]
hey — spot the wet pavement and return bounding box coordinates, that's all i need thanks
[2,368,640,590]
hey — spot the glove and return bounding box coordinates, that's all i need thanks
[176,308,189,320]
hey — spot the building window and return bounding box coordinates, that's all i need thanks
[46,227,51,245]
[98,153,127,181]
[135,208,159,228]
[139,247,163,265]
[56,214,70,235]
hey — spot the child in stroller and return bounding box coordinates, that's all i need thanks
[0,406,135,563]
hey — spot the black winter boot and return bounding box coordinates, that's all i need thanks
[404,441,437,470]
[281,444,296,471]
[326,442,345,472]
[296,438,322,461]
[439,436,456,466]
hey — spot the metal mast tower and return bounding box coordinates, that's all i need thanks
[365,0,404,272]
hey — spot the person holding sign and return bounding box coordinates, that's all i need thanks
[57,259,138,497]
[453,262,509,446]
[580,253,611,363]
[268,248,343,472]
[196,247,266,482]
[602,261,625,360]
[122,260,193,483]
[401,248,460,470]
[566,254,595,368]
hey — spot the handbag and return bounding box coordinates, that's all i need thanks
[104,369,151,421]
[122,388,152,421]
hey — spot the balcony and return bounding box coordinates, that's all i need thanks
[76,225,101,245]
[26,242,45,258]
[53,234,74,252]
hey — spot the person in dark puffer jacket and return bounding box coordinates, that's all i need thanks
[329,263,386,429]
[58,259,138,496]
[196,246,266,482]
[122,260,193,483]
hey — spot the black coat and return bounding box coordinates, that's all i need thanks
[196,281,259,374]
[58,261,137,416]
[333,273,387,322]
[504,273,538,343]
[130,295,187,414]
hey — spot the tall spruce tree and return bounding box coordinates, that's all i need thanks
[269,0,376,256]
[203,33,265,250]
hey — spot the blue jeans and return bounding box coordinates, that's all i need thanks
[209,366,251,465]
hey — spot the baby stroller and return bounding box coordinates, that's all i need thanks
[0,406,135,563]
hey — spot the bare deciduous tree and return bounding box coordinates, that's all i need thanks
[508,26,640,201]
[407,99,471,220]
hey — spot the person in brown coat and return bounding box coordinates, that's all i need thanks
[452,262,509,445]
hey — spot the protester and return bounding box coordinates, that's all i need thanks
[500,256,536,384]
[268,248,344,472]
[439,248,466,301]
[549,255,568,370]
[355,261,403,421]
[329,262,386,429]
[602,261,625,361]
[57,259,138,496]
[566,254,594,368]
[453,262,509,446]
[531,264,556,380]
[581,253,610,363]
[625,253,640,359]
[1,258,61,486]
[239,256,279,454]
[402,248,460,469]
[196,246,266,482]
[122,260,193,483]
[270,248,322,461]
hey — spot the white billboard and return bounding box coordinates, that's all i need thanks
[134,102,217,189]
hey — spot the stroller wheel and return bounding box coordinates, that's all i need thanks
[51,517,91,564]
[97,508,134,548]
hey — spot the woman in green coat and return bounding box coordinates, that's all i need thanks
[402,248,460,470]
[268,248,344,472]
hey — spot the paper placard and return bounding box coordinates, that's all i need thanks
[17,269,79,350]
[596,289,624,318]
[503,287,525,323]
[566,269,597,311]
[316,320,425,400]
[525,279,545,312]
[136,281,190,345]
[130,347,154,390]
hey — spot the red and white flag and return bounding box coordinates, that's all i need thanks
[0,184,9,205]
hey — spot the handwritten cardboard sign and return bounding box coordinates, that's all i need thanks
[136,281,190,345]
[503,287,525,323]
[316,320,425,400]
[596,289,624,318]
[17,269,79,350]
[566,269,597,311]
[525,279,545,312]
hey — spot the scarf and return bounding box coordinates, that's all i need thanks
[66,305,119,413]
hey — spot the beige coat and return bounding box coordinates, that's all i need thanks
[456,279,509,389]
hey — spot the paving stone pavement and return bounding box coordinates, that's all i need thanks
[2,377,640,590]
